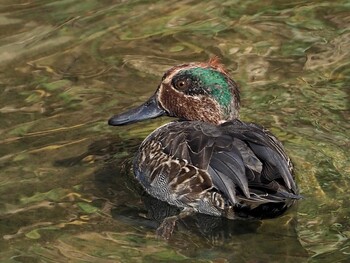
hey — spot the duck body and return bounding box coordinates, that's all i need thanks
[108,58,300,238]
[134,119,298,220]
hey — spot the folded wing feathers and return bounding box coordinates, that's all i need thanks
[207,165,238,205]
[157,121,298,209]
[247,142,295,190]
[210,150,250,199]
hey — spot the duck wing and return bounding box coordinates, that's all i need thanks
[158,120,299,206]
[220,120,298,193]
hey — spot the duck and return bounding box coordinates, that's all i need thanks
[108,57,300,239]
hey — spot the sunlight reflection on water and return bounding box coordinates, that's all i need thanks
[0,0,349,262]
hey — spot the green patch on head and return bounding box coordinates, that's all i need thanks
[184,67,232,111]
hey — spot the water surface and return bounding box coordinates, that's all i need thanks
[0,0,349,262]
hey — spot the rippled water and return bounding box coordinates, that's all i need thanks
[0,0,349,262]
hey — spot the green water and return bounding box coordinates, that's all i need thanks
[0,0,349,262]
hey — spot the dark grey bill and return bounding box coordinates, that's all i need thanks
[108,94,166,126]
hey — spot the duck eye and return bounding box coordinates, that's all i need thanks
[174,78,191,91]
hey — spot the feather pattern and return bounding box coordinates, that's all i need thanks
[134,119,300,219]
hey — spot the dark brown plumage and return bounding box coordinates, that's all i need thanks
[108,59,300,239]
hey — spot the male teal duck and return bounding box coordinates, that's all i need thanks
[108,58,300,239]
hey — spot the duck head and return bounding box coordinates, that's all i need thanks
[108,58,240,126]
